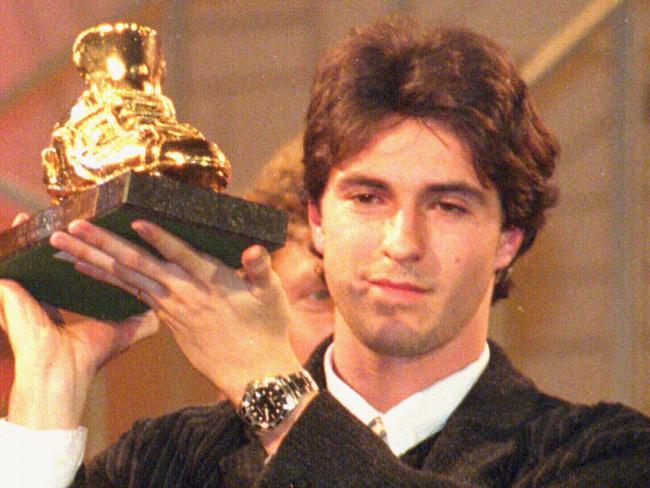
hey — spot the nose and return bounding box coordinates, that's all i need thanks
[381,208,424,262]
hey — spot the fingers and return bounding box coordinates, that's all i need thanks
[131,220,245,292]
[50,221,170,298]
[131,220,212,279]
[49,219,273,330]
[11,213,30,227]
[73,260,156,308]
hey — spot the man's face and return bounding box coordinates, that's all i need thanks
[272,225,334,364]
[309,118,522,358]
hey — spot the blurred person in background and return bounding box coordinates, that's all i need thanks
[245,136,334,364]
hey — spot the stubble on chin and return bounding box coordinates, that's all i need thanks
[348,301,463,358]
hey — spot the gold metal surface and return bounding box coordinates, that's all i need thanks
[42,22,231,199]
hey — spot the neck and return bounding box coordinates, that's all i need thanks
[331,308,490,413]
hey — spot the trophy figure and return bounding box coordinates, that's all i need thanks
[42,23,231,199]
[0,23,287,320]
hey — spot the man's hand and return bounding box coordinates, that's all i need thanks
[0,282,159,430]
[0,214,160,430]
[50,220,303,405]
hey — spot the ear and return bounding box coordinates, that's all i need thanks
[494,227,524,272]
[308,200,325,255]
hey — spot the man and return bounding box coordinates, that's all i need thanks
[1,16,649,487]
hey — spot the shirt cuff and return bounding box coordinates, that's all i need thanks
[0,418,87,488]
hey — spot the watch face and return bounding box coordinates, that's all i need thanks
[242,382,297,431]
[239,372,317,433]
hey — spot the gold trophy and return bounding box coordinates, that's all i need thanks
[0,23,287,320]
[42,23,230,198]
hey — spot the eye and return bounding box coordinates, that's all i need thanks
[440,202,467,213]
[295,287,333,313]
[351,193,383,205]
[430,200,469,215]
[308,288,331,301]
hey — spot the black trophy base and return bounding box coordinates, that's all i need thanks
[0,172,287,321]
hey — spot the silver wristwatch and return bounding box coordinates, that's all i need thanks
[238,370,319,433]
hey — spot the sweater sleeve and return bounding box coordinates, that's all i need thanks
[256,392,475,488]
[70,403,254,487]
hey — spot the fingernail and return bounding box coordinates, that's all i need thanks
[68,219,89,235]
[131,220,150,238]
[49,231,65,246]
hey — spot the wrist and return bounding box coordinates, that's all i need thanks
[237,368,319,454]
[9,369,87,430]
[256,388,318,455]
[221,348,304,405]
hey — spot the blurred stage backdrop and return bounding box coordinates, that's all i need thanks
[0,0,648,456]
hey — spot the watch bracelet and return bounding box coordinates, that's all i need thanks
[284,370,319,399]
[238,369,319,432]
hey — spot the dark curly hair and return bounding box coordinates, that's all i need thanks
[245,136,309,240]
[303,16,559,302]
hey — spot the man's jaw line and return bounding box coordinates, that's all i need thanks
[330,316,488,412]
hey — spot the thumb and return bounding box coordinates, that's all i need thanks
[241,245,286,304]
[241,245,273,288]
[0,280,52,339]
[90,310,161,363]
[123,310,161,345]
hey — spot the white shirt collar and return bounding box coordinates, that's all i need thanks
[323,342,490,457]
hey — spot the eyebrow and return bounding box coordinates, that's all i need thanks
[424,182,487,204]
[335,176,388,192]
[335,175,487,204]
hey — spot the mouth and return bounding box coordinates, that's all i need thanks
[367,278,430,299]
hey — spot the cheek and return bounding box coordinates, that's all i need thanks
[322,227,375,290]
[323,212,380,255]
[450,236,496,292]
[322,246,359,313]
[441,231,500,284]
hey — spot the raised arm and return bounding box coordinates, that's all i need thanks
[1,214,160,429]
[50,219,309,453]
[0,216,161,487]
[0,280,159,430]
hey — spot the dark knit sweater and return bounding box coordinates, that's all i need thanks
[73,340,650,487]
